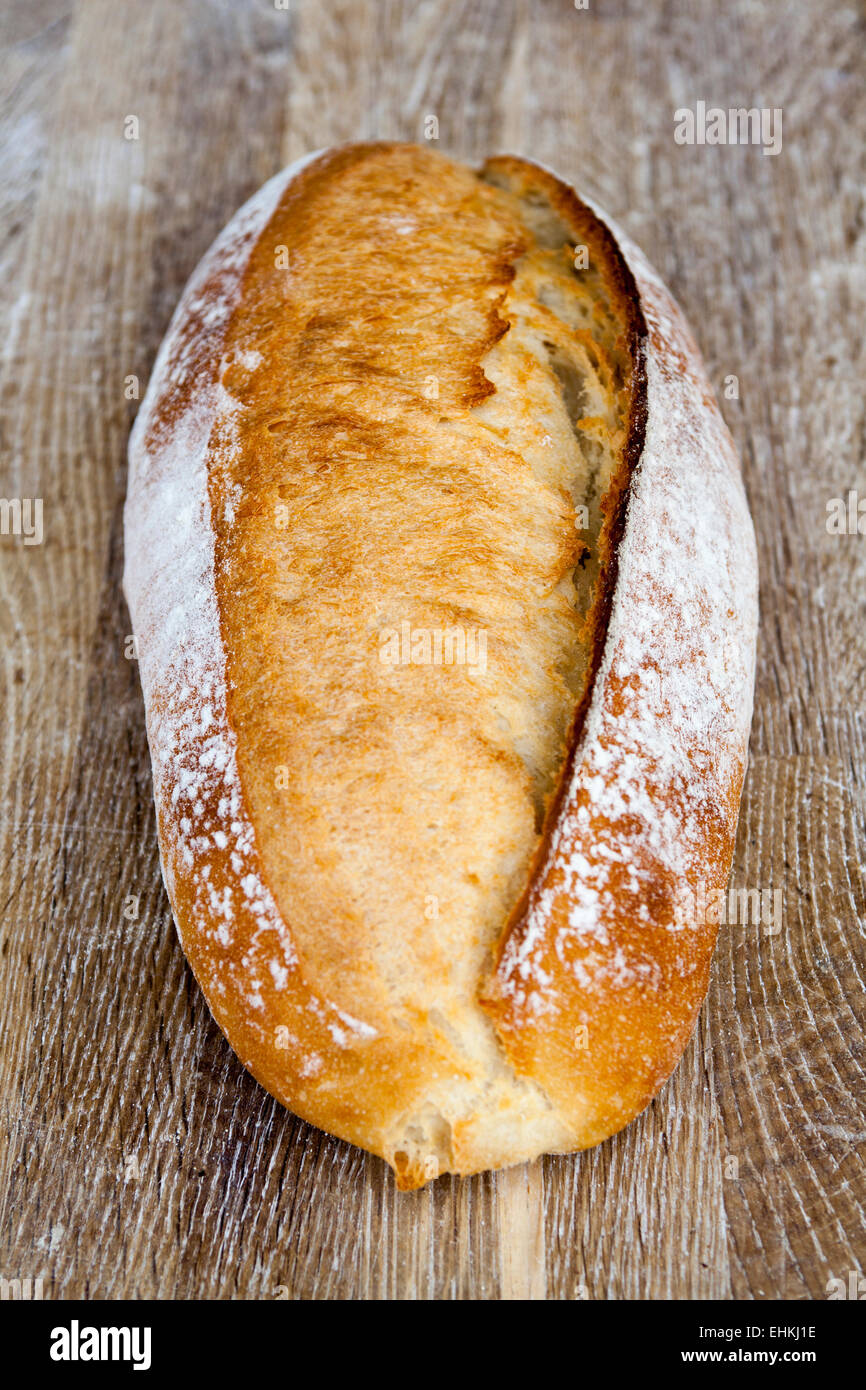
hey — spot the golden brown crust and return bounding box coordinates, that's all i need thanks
[124,143,757,1187]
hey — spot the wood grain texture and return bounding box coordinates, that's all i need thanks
[0,0,863,1300]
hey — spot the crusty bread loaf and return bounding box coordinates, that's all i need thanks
[124,143,757,1188]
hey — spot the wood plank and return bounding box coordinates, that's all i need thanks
[0,0,863,1300]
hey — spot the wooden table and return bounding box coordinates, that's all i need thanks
[1,0,863,1301]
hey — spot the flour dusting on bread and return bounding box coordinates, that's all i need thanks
[126,156,380,1065]
[125,144,757,1186]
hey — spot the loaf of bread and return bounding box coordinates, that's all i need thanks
[124,143,758,1188]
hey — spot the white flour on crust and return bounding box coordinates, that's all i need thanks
[496,204,758,1011]
[124,152,375,1046]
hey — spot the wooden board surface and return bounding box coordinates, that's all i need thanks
[0,0,864,1301]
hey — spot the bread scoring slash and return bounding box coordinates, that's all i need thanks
[124,144,758,1188]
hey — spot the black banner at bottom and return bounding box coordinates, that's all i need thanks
[0,1294,860,1376]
